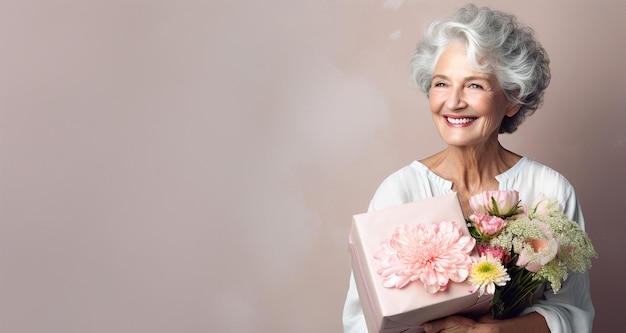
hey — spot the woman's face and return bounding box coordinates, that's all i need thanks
[428,44,519,148]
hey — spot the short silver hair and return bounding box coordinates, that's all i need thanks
[409,4,550,133]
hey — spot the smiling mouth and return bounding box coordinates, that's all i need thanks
[446,117,476,125]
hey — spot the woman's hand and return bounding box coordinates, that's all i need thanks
[422,315,498,333]
[422,312,549,333]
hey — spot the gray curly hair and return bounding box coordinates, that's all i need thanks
[409,4,550,133]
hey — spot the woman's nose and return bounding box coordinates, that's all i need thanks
[445,88,468,110]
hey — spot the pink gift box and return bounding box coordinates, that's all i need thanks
[349,193,491,333]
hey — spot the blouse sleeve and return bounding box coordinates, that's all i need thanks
[342,173,406,333]
[517,172,595,333]
[342,272,368,333]
[342,168,426,332]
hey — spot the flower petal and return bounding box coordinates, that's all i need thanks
[375,221,474,292]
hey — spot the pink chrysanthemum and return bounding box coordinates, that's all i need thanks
[374,221,476,294]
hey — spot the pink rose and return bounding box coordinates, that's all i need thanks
[469,212,507,237]
[469,190,520,217]
[477,244,511,264]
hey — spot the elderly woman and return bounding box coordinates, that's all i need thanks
[342,4,594,333]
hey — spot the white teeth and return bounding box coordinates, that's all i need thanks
[447,117,475,124]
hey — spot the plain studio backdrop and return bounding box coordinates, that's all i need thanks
[1,1,624,332]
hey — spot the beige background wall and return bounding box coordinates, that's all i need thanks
[1,1,624,332]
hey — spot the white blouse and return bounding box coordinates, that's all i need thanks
[342,156,594,333]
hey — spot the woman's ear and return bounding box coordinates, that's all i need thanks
[505,91,523,117]
[505,103,522,117]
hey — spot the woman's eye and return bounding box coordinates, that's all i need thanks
[468,83,483,89]
[433,82,447,87]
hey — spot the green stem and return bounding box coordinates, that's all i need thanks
[490,258,546,319]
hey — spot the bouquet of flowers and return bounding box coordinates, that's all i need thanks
[465,190,597,319]
[370,190,596,328]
